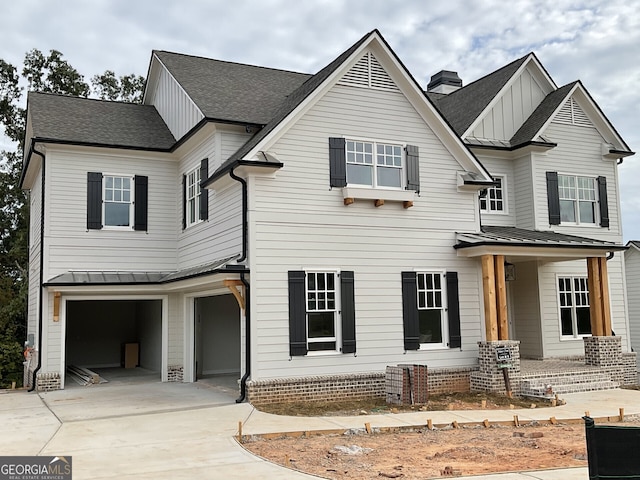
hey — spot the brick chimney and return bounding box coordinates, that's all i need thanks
[427,70,462,94]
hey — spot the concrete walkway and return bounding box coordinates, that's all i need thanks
[1,385,639,479]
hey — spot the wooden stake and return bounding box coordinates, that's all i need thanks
[550,417,557,425]
[481,399,487,409]
[238,421,243,442]
[452,421,459,429]
[427,419,433,430]
[585,411,590,417]
[483,419,490,428]
[620,408,625,421]
[513,415,520,427]
[365,422,372,434]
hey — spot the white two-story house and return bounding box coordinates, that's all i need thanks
[20,30,635,402]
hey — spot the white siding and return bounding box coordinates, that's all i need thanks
[150,66,203,140]
[177,129,246,270]
[538,256,628,358]
[248,83,483,380]
[513,154,536,230]
[477,155,516,226]
[625,247,640,370]
[534,122,621,241]
[167,293,182,365]
[27,169,42,339]
[472,68,547,141]
[510,261,543,358]
[44,147,178,278]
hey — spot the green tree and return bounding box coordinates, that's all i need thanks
[0,49,144,388]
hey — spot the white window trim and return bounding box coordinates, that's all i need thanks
[556,274,592,340]
[480,175,508,215]
[415,270,449,350]
[185,166,202,228]
[102,173,135,230]
[345,137,407,191]
[557,173,598,226]
[304,269,342,355]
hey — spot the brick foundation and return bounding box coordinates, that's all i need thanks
[167,365,184,382]
[584,336,622,367]
[36,372,61,391]
[246,366,475,406]
[621,353,638,385]
[471,341,521,395]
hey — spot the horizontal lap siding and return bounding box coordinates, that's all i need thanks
[513,155,535,230]
[45,148,178,277]
[28,171,42,337]
[625,250,640,369]
[250,84,483,380]
[177,131,244,269]
[477,156,516,226]
[535,123,620,240]
[167,293,182,365]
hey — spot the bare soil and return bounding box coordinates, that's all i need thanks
[243,393,640,479]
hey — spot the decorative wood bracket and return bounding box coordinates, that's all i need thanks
[224,279,245,312]
[53,292,61,322]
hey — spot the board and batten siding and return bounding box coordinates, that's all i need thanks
[537,256,628,357]
[471,68,549,141]
[533,122,621,241]
[44,147,178,278]
[248,83,483,380]
[476,155,516,227]
[177,129,246,270]
[149,64,203,141]
[624,247,640,370]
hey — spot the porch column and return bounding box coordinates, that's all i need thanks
[482,255,498,341]
[587,257,612,336]
[481,254,509,341]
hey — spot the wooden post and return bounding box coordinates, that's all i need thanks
[587,257,604,336]
[495,255,508,340]
[481,255,498,341]
[598,257,612,336]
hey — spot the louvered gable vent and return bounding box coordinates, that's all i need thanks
[554,97,593,127]
[339,51,399,91]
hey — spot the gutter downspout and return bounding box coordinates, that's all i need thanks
[28,146,45,392]
[229,166,250,401]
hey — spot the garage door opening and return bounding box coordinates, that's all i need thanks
[65,299,162,387]
[194,294,240,389]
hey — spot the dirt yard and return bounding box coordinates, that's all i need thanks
[243,394,640,479]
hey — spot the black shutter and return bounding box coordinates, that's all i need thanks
[446,272,461,348]
[199,158,209,221]
[288,271,307,356]
[406,145,420,193]
[401,271,420,350]
[134,175,148,231]
[340,271,356,354]
[546,171,561,225]
[182,174,187,230]
[87,172,103,230]
[329,137,347,188]
[597,176,609,228]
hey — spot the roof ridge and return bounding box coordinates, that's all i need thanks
[27,90,148,107]
[153,49,311,77]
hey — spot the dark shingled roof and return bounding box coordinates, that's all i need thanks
[154,51,311,125]
[455,225,626,250]
[207,30,377,180]
[431,54,530,136]
[27,92,175,150]
[509,82,577,146]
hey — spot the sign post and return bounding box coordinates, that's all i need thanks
[495,346,513,398]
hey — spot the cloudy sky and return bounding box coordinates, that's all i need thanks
[2,0,639,239]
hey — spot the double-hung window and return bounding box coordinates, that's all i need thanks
[103,175,134,228]
[186,166,202,227]
[480,177,505,213]
[306,272,339,352]
[558,276,591,338]
[346,140,403,188]
[416,272,447,346]
[558,175,596,224]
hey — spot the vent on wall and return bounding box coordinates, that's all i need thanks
[554,97,593,127]
[338,51,399,91]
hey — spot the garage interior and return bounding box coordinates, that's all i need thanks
[65,299,162,385]
[194,294,240,384]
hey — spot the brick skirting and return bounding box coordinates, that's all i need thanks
[167,365,184,382]
[36,372,61,391]
[246,367,475,406]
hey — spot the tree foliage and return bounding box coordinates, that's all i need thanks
[0,48,144,388]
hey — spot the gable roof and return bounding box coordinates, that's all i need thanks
[26,92,176,150]
[429,54,530,137]
[508,82,577,147]
[152,51,311,126]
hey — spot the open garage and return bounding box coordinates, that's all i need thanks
[65,299,163,385]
